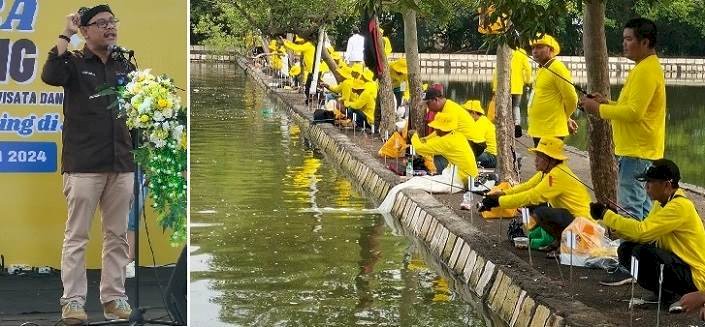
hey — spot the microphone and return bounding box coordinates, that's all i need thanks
[108,44,135,56]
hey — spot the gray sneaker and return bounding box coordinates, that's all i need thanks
[61,300,87,325]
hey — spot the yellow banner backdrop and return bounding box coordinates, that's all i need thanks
[0,0,186,268]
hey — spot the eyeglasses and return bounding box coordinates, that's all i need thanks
[86,18,119,29]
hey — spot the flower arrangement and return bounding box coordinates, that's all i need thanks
[95,69,187,244]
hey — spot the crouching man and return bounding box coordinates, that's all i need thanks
[591,159,705,307]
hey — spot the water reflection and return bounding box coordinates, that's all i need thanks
[438,79,705,187]
[191,62,487,326]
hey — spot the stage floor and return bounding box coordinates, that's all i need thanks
[0,266,179,326]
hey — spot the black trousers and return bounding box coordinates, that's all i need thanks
[618,242,698,297]
[469,141,487,158]
[532,206,574,242]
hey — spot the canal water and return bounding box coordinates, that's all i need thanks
[190,62,496,326]
[441,79,705,187]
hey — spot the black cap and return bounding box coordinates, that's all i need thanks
[636,159,680,183]
[422,83,444,100]
[79,5,113,26]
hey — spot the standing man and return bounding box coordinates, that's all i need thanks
[345,27,365,65]
[527,34,578,146]
[580,18,665,220]
[41,5,134,324]
[491,48,532,137]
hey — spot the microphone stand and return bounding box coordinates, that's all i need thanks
[87,50,183,326]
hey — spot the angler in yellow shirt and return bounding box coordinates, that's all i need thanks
[462,100,497,168]
[344,78,377,128]
[590,159,705,304]
[424,85,477,171]
[410,112,478,184]
[480,137,591,247]
[390,58,410,108]
[527,34,578,145]
[283,35,316,83]
[580,18,666,220]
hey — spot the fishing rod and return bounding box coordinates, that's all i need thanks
[510,136,641,220]
[513,48,591,96]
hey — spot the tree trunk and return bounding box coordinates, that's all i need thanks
[373,16,397,136]
[494,44,519,184]
[402,8,425,136]
[583,0,617,203]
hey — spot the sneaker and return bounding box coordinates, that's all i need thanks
[103,298,132,320]
[126,261,135,279]
[599,268,635,286]
[61,300,87,325]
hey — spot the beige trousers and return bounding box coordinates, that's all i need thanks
[59,172,134,306]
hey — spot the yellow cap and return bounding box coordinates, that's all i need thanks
[362,68,375,81]
[351,63,364,75]
[427,112,458,132]
[528,137,567,160]
[530,34,560,56]
[462,100,484,115]
[390,58,408,75]
[289,65,301,77]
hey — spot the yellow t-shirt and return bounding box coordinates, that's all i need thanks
[499,162,591,218]
[527,59,578,138]
[411,131,478,183]
[599,54,666,160]
[603,189,705,291]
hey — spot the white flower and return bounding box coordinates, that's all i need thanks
[153,111,165,122]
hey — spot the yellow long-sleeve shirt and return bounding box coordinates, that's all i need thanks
[499,162,591,218]
[328,79,355,103]
[599,55,666,160]
[527,59,578,138]
[440,99,476,141]
[603,189,705,291]
[468,116,497,155]
[512,49,532,95]
[411,132,478,183]
[490,49,532,95]
[345,81,377,125]
[283,40,316,74]
[383,37,392,56]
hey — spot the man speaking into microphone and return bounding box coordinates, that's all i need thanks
[41,4,135,325]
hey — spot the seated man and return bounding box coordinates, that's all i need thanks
[591,159,705,304]
[480,137,591,251]
[423,84,476,171]
[462,100,497,168]
[410,112,478,185]
[344,74,377,129]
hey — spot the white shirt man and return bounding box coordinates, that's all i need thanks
[345,33,365,64]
